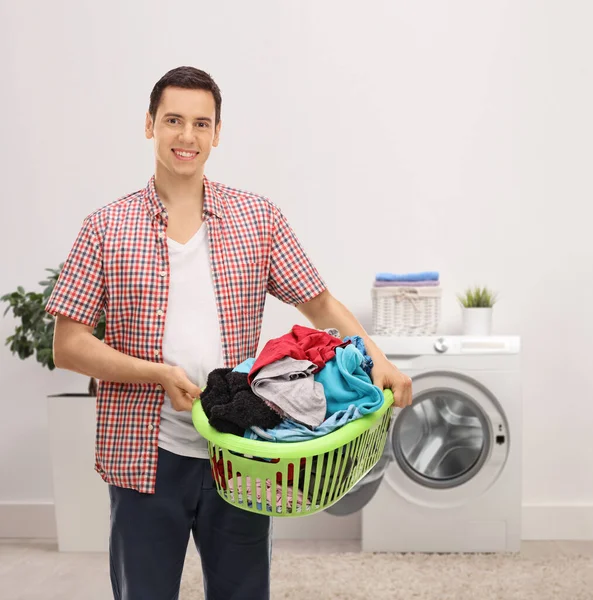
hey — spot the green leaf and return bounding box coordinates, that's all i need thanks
[457,285,498,308]
[1,265,66,371]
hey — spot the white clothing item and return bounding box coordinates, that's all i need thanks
[158,224,225,458]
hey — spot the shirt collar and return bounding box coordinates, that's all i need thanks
[202,175,225,219]
[143,175,225,221]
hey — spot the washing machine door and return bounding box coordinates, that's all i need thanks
[384,370,510,505]
[325,408,402,516]
[324,476,383,516]
[324,435,396,516]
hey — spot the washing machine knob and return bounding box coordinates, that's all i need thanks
[434,337,448,353]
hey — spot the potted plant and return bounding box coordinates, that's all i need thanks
[1,264,105,395]
[2,266,109,552]
[457,285,498,336]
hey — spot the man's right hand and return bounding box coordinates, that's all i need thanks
[161,365,202,412]
[53,315,203,409]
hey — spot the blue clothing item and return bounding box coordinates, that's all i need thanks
[343,335,373,376]
[375,271,439,282]
[314,345,384,418]
[245,404,364,443]
[233,357,256,374]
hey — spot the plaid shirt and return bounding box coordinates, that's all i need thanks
[46,176,326,493]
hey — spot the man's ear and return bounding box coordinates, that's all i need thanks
[145,111,154,140]
[212,120,222,147]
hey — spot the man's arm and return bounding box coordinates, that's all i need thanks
[296,289,413,407]
[54,314,202,411]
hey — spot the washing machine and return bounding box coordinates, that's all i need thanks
[351,335,522,553]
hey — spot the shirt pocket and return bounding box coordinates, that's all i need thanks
[106,241,160,307]
[225,257,269,302]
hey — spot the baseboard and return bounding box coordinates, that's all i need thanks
[0,502,57,539]
[522,504,593,540]
[1,502,592,541]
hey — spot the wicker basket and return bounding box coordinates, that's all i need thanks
[372,286,442,336]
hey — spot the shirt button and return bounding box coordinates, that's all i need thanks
[148,424,154,431]
[154,349,160,357]
[159,270,166,277]
[158,232,165,239]
[157,309,164,317]
[156,384,163,391]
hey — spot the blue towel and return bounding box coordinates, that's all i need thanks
[375,271,439,282]
[245,404,365,442]
[314,345,384,418]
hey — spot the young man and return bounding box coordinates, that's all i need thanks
[46,66,412,600]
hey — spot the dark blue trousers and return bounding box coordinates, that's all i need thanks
[109,447,272,600]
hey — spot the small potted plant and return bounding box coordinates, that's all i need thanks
[1,264,105,395]
[457,285,498,335]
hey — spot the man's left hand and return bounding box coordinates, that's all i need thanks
[371,357,413,408]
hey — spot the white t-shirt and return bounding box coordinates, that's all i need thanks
[157,223,225,458]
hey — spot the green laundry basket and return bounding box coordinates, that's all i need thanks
[191,389,394,517]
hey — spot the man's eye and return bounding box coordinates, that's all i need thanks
[167,118,179,124]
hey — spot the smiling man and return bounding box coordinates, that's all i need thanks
[46,66,412,600]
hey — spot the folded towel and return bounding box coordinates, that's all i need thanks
[373,280,440,287]
[376,271,439,282]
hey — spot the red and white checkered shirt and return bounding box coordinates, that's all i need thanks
[46,175,326,493]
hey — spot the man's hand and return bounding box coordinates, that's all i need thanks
[371,357,413,408]
[160,365,202,412]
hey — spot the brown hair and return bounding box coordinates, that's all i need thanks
[149,66,222,125]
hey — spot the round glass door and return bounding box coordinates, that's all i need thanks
[393,386,492,489]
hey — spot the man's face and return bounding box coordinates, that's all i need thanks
[145,86,221,178]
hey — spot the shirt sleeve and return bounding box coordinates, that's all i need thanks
[45,216,106,328]
[267,205,326,305]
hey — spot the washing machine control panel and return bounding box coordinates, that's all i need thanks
[434,337,448,353]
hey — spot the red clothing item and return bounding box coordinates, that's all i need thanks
[248,325,350,384]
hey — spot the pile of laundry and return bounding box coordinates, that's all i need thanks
[199,324,386,512]
[374,270,440,288]
[200,324,384,441]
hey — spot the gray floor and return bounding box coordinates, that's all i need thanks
[1,538,592,600]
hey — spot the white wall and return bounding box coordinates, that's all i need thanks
[1,0,592,539]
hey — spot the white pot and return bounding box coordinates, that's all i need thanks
[48,394,110,552]
[461,307,493,336]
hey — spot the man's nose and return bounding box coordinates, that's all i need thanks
[179,124,195,144]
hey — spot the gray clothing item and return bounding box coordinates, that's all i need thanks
[323,328,341,338]
[251,356,327,428]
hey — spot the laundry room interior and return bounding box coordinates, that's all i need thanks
[1,1,592,599]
